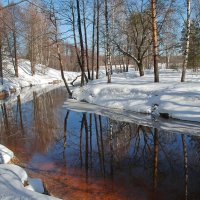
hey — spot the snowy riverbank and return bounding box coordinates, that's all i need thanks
[73,69,200,123]
[0,144,61,200]
[1,58,200,123]
[0,58,79,98]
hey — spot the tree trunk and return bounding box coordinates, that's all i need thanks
[82,0,90,80]
[151,0,159,82]
[13,30,18,77]
[181,0,191,82]
[76,0,87,86]
[91,0,96,80]
[70,0,87,83]
[138,61,144,76]
[165,46,170,69]
[0,36,3,85]
[30,37,35,76]
[96,0,100,79]
[105,0,112,83]
[56,42,72,96]
[50,1,72,96]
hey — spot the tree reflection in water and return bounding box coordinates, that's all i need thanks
[0,87,200,200]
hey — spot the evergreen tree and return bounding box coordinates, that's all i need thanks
[188,21,200,71]
[181,20,200,71]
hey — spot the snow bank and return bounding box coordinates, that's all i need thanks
[0,164,28,184]
[0,144,14,164]
[73,69,200,122]
[1,58,79,95]
[0,169,60,199]
[25,177,45,194]
[0,145,61,200]
[64,99,200,135]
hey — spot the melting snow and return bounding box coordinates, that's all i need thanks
[73,69,200,122]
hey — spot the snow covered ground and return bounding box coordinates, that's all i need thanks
[64,99,200,135]
[73,68,200,122]
[1,58,200,122]
[0,58,79,95]
[0,145,61,200]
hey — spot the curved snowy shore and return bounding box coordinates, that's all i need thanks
[73,69,200,123]
[0,59,79,100]
[0,144,61,200]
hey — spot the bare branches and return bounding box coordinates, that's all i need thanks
[0,0,27,10]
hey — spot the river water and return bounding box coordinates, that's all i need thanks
[1,87,200,200]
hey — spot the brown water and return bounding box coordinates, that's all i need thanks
[1,87,200,200]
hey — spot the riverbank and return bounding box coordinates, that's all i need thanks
[0,58,79,99]
[1,59,200,123]
[0,144,61,200]
[73,69,200,122]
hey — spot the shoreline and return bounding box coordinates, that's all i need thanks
[0,144,61,200]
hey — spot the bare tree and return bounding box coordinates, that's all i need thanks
[91,0,96,80]
[181,0,191,82]
[76,0,88,86]
[96,0,100,79]
[113,2,152,77]
[82,0,90,80]
[49,0,72,96]
[105,0,112,83]
[4,5,20,77]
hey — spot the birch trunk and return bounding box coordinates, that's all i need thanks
[181,0,191,82]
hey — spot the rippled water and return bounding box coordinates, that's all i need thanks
[1,87,200,200]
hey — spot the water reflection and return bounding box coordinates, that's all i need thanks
[0,87,200,200]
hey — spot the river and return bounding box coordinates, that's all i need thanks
[0,86,200,200]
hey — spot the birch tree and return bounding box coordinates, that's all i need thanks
[105,0,112,83]
[181,0,191,82]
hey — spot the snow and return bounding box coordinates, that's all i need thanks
[64,99,200,135]
[25,177,44,194]
[73,69,200,122]
[0,170,60,199]
[0,144,14,164]
[1,58,200,123]
[0,145,61,200]
[1,58,80,95]
[0,164,28,184]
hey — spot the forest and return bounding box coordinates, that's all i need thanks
[0,0,200,200]
[0,0,199,87]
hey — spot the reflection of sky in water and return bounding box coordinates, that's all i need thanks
[1,87,200,200]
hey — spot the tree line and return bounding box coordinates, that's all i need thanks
[0,0,200,91]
